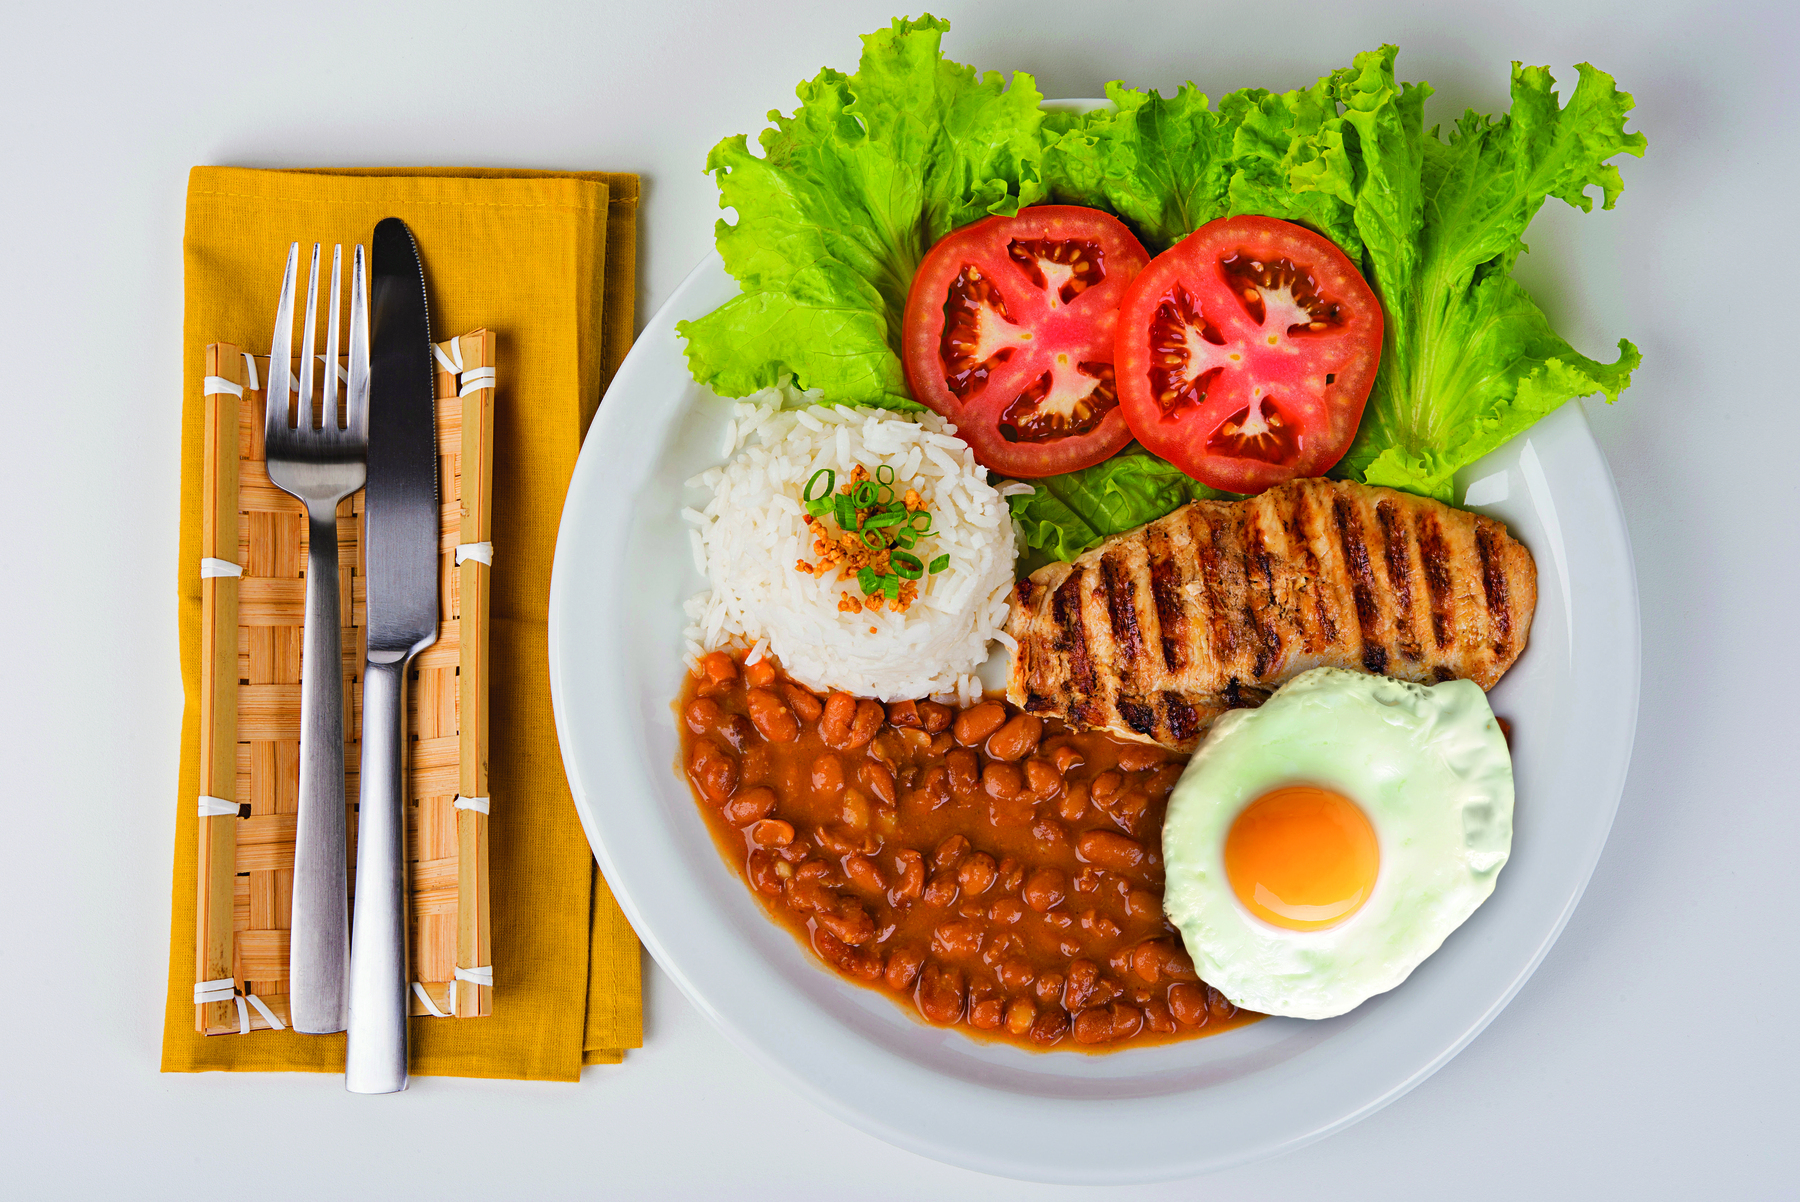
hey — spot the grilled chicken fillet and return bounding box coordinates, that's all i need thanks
[1005,477,1536,751]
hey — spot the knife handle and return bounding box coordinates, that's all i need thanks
[289,503,349,1034]
[347,653,411,1094]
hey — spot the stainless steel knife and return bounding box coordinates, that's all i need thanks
[346,217,438,1094]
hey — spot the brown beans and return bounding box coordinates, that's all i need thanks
[1030,818,1068,851]
[819,691,857,746]
[811,753,846,802]
[887,848,924,907]
[1132,939,1197,983]
[1115,744,1164,773]
[745,688,799,742]
[1080,909,1123,941]
[699,651,737,684]
[747,849,783,894]
[1022,867,1066,913]
[989,897,1026,926]
[722,786,777,827]
[717,714,757,752]
[1145,763,1185,798]
[952,700,1007,747]
[923,871,960,909]
[816,901,876,946]
[969,996,1005,1030]
[782,681,824,723]
[917,700,954,734]
[957,852,997,895]
[997,957,1035,991]
[945,748,980,798]
[857,759,897,806]
[1027,1008,1069,1046]
[839,789,871,832]
[931,918,985,957]
[1125,889,1161,920]
[982,760,1024,801]
[845,700,885,749]
[885,945,924,991]
[1073,1002,1144,1045]
[1005,998,1036,1036]
[921,766,950,813]
[985,713,1043,762]
[1024,758,1063,798]
[1143,1000,1176,1035]
[689,738,738,803]
[749,819,794,848]
[682,655,1224,1053]
[916,962,967,1024]
[1168,982,1210,1027]
[1063,959,1102,1010]
[844,854,886,894]
[1078,830,1146,872]
[684,696,724,734]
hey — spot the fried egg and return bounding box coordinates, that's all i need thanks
[1161,668,1513,1020]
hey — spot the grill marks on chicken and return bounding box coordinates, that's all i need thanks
[1007,478,1537,750]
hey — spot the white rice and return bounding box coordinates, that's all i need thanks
[682,385,1019,705]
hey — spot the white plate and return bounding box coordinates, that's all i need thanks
[548,252,1640,1183]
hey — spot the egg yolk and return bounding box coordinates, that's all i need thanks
[1224,785,1379,931]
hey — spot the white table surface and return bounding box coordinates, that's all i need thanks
[3,0,1795,1195]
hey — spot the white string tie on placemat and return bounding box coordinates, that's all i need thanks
[412,982,450,1018]
[197,795,243,818]
[200,558,243,578]
[433,336,498,398]
[453,795,490,814]
[449,965,494,1017]
[194,978,285,1034]
[203,376,243,398]
[455,542,493,567]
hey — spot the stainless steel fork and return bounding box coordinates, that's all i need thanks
[264,242,369,1035]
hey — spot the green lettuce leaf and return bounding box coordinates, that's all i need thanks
[1337,57,1647,499]
[675,15,1050,408]
[1006,447,1232,570]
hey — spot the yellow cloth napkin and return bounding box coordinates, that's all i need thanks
[162,166,642,1079]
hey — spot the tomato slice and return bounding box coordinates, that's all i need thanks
[902,206,1151,478]
[1115,215,1383,494]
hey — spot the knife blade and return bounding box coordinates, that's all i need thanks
[346,216,438,1094]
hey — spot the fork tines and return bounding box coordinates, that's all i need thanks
[265,241,369,443]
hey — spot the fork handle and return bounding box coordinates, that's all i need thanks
[289,502,349,1034]
[347,653,411,1093]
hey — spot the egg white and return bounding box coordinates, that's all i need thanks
[1161,668,1514,1020]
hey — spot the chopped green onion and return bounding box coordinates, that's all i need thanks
[860,528,886,548]
[894,528,917,550]
[884,574,902,600]
[851,480,877,507]
[804,469,835,504]
[857,566,880,595]
[875,464,895,485]
[892,551,924,580]
[908,510,934,533]
[929,554,949,574]
[863,511,904,529]
[834,492,855,531]
[874,484,894,505]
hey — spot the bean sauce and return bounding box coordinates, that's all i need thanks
[679,651,1258,1051]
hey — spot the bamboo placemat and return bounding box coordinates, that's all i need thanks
[194,331,496,1034]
